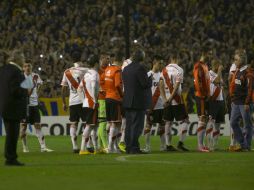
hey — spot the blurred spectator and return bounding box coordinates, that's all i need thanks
[0,0,254,112]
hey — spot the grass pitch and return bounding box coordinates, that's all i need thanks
[0,136,253,190]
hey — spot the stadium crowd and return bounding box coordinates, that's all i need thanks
[0,0,254,111]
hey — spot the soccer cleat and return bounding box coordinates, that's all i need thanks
[166,145,178,152]
[177,142,189,152]
[79,150,92,155]
[118,142,126,152]
[41,147,54,152]
[142,147,151,153]
[87,147,94,153]
[73,149,80,154]
[198,146,210,152]
[23,146,29,153]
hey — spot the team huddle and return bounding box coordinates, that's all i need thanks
[22,48,253,154]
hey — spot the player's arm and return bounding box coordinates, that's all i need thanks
[61,86,68,111]
[90,80,98,104]
[213,65,223,84]
[159,78,168,107]
[115,70,123,98]
[77,80,85,102]
[168,81,180,103]
[244,73,253,111]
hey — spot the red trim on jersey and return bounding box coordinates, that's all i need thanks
[162,68,181,104]
[151,86,160,110]
[65,69,79,89]
[210,86,221,101]
[82,80,95,109]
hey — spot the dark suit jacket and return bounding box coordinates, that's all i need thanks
[122,62,152,110]
[0,64,27,121]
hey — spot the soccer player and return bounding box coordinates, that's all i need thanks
[160,52,189,151]
[97,52,110,152]
[193,50,212,152]
[104,54,124,153]
[206,59,225,151]
[143,55,166,152]
[61,51,87,153]
[78,55,100,155]
[230,49,253,151]
[20,62,53,153]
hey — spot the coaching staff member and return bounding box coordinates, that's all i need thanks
[122,50,152,154]
[0,50,28,166]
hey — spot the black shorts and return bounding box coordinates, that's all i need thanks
[195,96,209,116]
[82,108,98,125]
[105,99,122,122]
[146,109,164,125]
[163,104,188,122]
[208,100,225,123]
[21,106,41,125]
[69,104,84,122]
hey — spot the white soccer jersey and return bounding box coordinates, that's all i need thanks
[24,72,43,106]
[209,70,223,101]
[79,69,100,109]
[61,66,88,106]
[147,71,163,110]
[160,63,184,105]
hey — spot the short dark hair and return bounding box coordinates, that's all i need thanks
[132,49,145,62]
[87,54,99,68]
[71,51,81,62]
[153,55,163,61]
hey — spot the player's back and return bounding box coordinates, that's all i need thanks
[193,61,210,98]
[104,65,122,102]
[61,66,86,105]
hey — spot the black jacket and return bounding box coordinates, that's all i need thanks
[0,64,28,120]
[122,62,152,110]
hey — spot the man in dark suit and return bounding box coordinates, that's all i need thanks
[0,50,28,166]
[122,50,152,154]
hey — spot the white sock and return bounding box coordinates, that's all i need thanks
[197,121,206,148]
[120,118,126,143]
[158,126,166,150]
[70,125,78,150]
[213,123,220,148]
[165,122,172,146]
[206,119,214,149]
[144,127,151,150]
[179,121,188,142]
[91,128,98,151]
[114,127,120,151]
[81,125,92,151]
[20,126,28,149]
[230,127,237,146]
[35,128,46,149]
[108,124,117,151]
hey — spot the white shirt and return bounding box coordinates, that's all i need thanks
[229,63,236,74]
[122,59,132,71]
[61,66,88,106]
[24,72,43,106]
[147,70,163,110]
[79,69,100,108]
[209,70,224,101]
[160,63,184,105]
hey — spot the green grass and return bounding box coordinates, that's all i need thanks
[0,136,254,190]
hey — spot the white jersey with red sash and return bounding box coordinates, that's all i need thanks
[79,69,100,109]
[61,66,87,106]
[25,72,43,106]
[147,71,163,110]
[209,70,223,101]
[160,63,183,106]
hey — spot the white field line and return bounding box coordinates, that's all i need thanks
[115,155,229,165]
